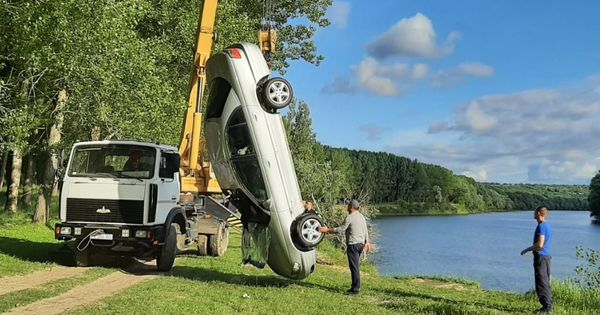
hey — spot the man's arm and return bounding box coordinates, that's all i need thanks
[319,216,350,234]
[521,235,545,255]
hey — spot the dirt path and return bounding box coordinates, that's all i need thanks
[4,271,158,315]
[0,267,88,296]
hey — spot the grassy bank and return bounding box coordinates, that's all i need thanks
[0,214,598,314]
[374,201,513,217]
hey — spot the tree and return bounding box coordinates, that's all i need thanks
[589,171,600,219]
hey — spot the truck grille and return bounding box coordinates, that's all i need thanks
[66,198,144,224]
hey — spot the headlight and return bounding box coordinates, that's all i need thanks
[122,229,130,238]
[135,230,147,238]
[60,227,72,235]
[74,227,82,236]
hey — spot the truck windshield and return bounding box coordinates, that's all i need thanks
[68,145,156,179]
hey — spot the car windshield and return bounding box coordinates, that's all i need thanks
[68,144,156,179]
[227,109,268,203]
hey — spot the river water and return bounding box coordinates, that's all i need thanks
[371,210,600,292]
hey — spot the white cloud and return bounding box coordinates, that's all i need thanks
[366,13,460,59]
[462,169,489,182]
[459,62,495,77]
[321,76,356,94]
[327,1,351,29]
[359,123,387,142]
[464,101,497,132]
[383,77,600,184]
[431,62,495,86]
[350,58,428,96]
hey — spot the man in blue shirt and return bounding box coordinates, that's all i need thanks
[521,206,553,313]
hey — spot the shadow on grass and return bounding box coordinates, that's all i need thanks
[172,265,294,288]
[0,236,66,264]
[373,286,529,314]
[170,264,347,295]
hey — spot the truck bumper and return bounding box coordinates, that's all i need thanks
[54,223,164,244]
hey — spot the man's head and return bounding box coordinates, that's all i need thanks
[534,206,548,223]
[304,201,314,211]
[347,199,360,213]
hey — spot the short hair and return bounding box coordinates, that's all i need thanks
[348,199,360,209]
[535,206,548,217]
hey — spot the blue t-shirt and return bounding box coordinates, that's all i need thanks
[533,222,552,256]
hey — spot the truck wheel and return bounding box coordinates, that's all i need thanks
[208,223,229,257]
[260,77,293,111]
[292,213,324,251]
[157,224,178,272]
[197,234,209,256]
[75,247,91,267]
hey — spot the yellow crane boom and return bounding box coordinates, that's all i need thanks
[178,0,276,195]
[178,0,220,194]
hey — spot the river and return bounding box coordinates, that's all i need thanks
[371,210,600,292]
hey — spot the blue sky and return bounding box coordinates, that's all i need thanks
[283,0,600,184]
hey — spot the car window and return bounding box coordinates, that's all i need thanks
[206,78,231,119]
[226,108,268,203]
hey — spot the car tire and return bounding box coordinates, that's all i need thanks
[260,77,293,111]
[292,213,324,251]
[157,224,178,272]
[208,223,229,257]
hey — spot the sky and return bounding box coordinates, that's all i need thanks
[283,0,600,185]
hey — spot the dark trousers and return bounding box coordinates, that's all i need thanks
[534,255,553,310]
[347,243,365,292]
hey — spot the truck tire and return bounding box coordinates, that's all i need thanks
[208,223,229,257]
[157,224,178,272]
[292,213,324,251]
[197,234,209,256]
[75,247,91,267]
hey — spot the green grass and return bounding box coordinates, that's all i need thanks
[0,207,597,314]
[0,268,112,313]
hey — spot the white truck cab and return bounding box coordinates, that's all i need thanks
[56,140,232,270]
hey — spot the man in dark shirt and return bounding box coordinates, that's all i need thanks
[521,206,553,313]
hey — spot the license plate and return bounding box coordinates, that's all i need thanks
[91,233,113,240]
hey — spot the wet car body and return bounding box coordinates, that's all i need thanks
[204,43,320,279]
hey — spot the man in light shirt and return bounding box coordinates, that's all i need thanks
[320,199,371,295]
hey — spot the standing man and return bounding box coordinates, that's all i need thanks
[319,199,371,295]
[521,206,553,313]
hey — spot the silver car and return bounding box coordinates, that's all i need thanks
[204,43,324,279]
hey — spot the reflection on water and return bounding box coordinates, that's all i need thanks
[372,211,600,292]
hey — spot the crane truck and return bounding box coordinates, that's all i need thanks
[54,0,324,279]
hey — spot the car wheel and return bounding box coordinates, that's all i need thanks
[197,234,209,256]
[292,213,324,251]
[261,77,293,110]
[208,223,229,257]
[157,224,178,272]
